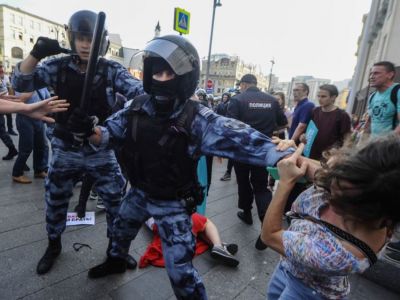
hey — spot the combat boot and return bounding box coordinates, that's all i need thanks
[88,256,127,278]
[107,239,137,269]
[36,237,62,275]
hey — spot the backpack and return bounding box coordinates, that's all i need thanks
[369,84,400,129]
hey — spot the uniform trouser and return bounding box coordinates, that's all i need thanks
[12,114,48,176]
[233,161,272,221]
[45,141,126,240]
[226,158,233,174]
[0,114,15,149]
[110,188,207,300]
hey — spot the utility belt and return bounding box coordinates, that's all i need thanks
[135,180,205,214]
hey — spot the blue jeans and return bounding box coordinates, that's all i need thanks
[267,262,326,300]
[12,114,49,176]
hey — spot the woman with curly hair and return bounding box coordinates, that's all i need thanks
[262,134,400,299]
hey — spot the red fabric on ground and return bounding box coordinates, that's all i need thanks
[139,213,210,268]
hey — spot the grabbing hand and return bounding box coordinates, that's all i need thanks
[30,37,70,60]
[67,108,98,141]
[272,137,297,151]
[277,143,307,186]
[299,134,307,144]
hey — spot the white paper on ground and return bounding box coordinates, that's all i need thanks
[66,211,95,226]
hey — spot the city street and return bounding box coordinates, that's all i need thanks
[0,135,399,300]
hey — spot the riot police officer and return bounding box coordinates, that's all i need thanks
[227,74,288,227]
[69,35,293,299]
[12,10,143,275]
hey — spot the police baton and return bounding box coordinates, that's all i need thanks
[72,11,106,148]
[80,11,106,110]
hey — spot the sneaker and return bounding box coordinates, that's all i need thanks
[89,191,99,201]
[222,243,238,255]
[12,175,32,184]
[386,241,400,253]
[220,172,231,181]
[384,251,400,265]
[96,197,105,210]
[2,147,18,160]
[211,245,239,267]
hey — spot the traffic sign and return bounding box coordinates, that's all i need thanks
[206,80,213,89]
[174,8,191,35]
[206,88,214,94]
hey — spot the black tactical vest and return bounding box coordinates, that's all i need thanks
[122,95,200,199]
[55,57,110,125]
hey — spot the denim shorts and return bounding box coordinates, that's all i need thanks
[267,262,327,300]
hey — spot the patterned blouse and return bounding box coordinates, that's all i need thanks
[281,186,370,299]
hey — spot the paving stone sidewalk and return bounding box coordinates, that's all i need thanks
[0,136,399,299]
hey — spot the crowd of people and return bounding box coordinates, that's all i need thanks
[1,9,399,300]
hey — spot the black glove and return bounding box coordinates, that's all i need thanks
[67,108,98,141]
[30,37,68,60]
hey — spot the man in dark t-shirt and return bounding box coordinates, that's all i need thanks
[302,84,351,160]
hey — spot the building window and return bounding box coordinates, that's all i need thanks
[10,13,15,23]
[30,20,34,29]
[18,32,23,40]
[11,47,23,59]
[18,16,23,26]
[30,36,34,43]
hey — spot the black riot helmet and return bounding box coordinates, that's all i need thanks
[142,35,200,101]
[66,10,109,56]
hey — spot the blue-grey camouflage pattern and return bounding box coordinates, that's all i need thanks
[46,140,126,239]
[12,56,143,107]
[99,98,294,299]
[12,56,144,240]
[110,187,206,299]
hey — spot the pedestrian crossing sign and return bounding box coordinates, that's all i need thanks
[174,7,190,34]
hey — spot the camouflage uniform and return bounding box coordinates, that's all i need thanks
[99,99,294,299]
[12,57,143,239]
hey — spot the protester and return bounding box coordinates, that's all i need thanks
[12,10,143,275]
[12,89,50,184]
[368,61,400,136]
[0,64,18,136]
[215,92,234,181]
[289,83,315,143]
[300,84,351,160]
[140,213,239,268]
[75,35,293,299]
[0,94,68,120]
[261,134,400,299]
[227,74,287,227]
[273,92,290,139]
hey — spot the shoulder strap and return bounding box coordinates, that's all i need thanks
[390,84,400,129]
[368,91,376,106]
[128,94,150,142]
[288,212,377,265]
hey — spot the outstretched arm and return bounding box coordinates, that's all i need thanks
[0,96,69,122]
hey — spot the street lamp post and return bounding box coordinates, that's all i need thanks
[267,58,275,93]
[205,0,222,90]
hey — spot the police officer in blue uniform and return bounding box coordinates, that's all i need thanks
[12,10,143,275]
[227,74,288,227]
[68,35,293,299]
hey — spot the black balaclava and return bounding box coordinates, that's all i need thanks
[150,57,179,116]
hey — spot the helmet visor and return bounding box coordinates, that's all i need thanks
[143,39,194,76]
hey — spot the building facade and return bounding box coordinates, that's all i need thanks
[200,54,268,95]
[348,0,400,116]
[0,4,67,73]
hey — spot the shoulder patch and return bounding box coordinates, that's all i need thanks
[198,105,214,119]
[223,118,247,130]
